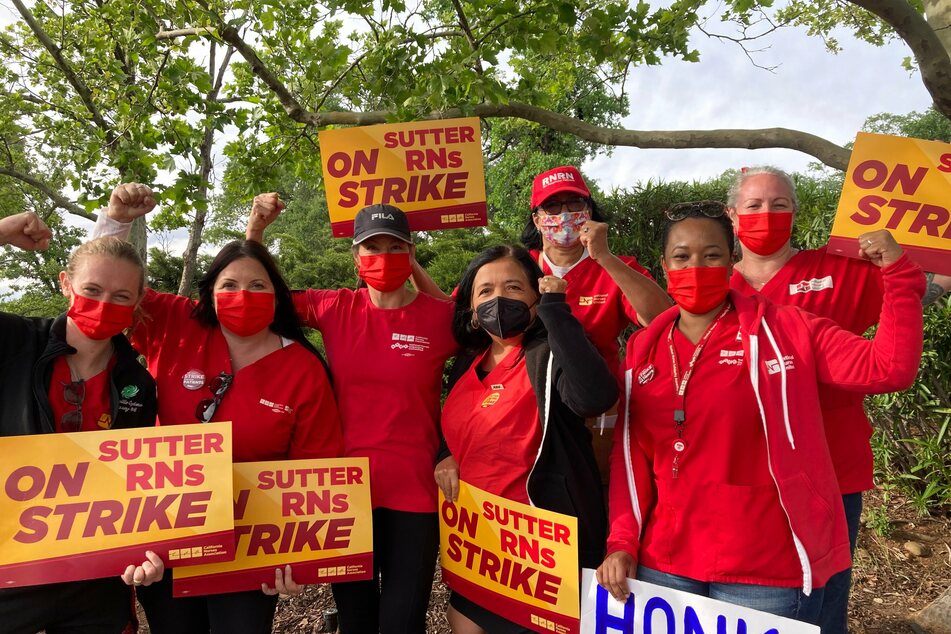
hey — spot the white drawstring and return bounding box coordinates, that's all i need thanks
[623,369,643,535]
[763,321,795,450]
[526,352,554,507]
[748,331,812,595]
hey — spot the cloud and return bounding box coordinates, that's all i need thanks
[585,25,933,189]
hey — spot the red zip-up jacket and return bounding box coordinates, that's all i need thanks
[607,254,923,593]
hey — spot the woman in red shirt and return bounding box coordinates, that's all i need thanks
[94,184,344,634]
[437,245,617,633]
[246,195,458,634]
[597,201,924,623]
[0,214,161,634]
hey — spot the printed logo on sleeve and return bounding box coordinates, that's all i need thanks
[578,294,608,306]
[789,276,834,295]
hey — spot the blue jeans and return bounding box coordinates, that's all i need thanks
[637,566,824,625]
[817,492,863,634]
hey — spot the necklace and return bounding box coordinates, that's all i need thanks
[666,304,732,479]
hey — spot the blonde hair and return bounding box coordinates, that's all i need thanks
[66,237,146,294]
[726,166,799,211]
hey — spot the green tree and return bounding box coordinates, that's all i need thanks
[1,0,239,292]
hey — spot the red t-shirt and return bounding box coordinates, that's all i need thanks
[532,251,652,372]
[50,356,115,432]
[730,246,884,493]
[293,288,457,513]
[131,290,343,463]
[629,309,802,586]
[441,347,541,505]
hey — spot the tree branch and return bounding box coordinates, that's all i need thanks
[205,8,855,169]
[449,0,483,73]
[849,0,951,118]
[0,166,95,220]
[156,27,217,40]
[10,0,117,146]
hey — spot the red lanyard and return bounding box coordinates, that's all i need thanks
[666,304,731,478]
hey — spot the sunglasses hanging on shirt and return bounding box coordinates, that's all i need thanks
[195,372,233,423]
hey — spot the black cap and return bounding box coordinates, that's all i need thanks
[352,204,412,244]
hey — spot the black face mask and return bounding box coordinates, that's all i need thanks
[475,296,533,339]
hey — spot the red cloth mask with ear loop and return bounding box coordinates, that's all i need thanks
[665,266,731,315]
[358,253,413,292]
[736,212,794,256]
[215,290,275,336]
[67,294,135,340]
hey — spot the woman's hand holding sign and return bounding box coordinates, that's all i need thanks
[596,551,636,603]
[434,455,460,503]
[120,550,165,587]
[262,564,302,596]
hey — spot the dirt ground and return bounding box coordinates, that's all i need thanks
[137,487,950,633]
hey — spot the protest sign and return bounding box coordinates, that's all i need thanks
[0,423,235,587]
[439,481,580,634]
[829,131,951,275]
[173,458,373,596]
[318,117,487,236]
[579,569,818,634]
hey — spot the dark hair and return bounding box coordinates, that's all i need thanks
[453,245,547,353]
[660,209,736,259]
[520,198,607,250]
[192,240,331,373]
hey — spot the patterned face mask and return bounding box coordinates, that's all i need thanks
[536,211,589,248]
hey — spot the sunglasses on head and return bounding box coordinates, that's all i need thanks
[665,200,727,221]
[195,372,233,423]
[61,379,85,433]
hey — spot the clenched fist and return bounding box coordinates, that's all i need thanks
[108,183,156,223]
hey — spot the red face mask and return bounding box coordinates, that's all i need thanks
[736,212,794,256]
[665,266,731,315]
[67,294,135,340]
[358,253,413,292]
[215,290,275,337]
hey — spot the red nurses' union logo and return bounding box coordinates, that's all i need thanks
[637,364,655,385]
[182,369,205,390]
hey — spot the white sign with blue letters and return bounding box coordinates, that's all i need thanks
[580,569,818,634]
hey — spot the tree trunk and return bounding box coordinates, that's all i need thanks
[176,129,213,297]
[129,217,148,266]
[924,0,951,54]
[176,43,232,297]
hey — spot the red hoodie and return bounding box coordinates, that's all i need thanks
[607,254,923,593]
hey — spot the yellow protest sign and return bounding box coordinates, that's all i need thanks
[0,423,235,587]
[173,458,373,596]
[318,117,487,236]
[829,131,951,275]
[439,481,580,634]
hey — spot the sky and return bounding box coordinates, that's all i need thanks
[585,20,933,190]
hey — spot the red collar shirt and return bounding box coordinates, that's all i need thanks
[532,250,653,373]
[131,290,343,463]
[293,289,457,513]
[441,346,542,505]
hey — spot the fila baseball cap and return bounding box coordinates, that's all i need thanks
[530,166,592,209]
[352,204,412,244]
